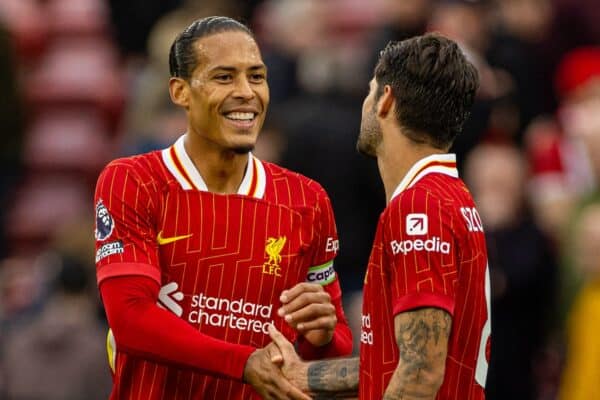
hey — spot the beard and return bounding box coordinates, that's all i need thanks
[357,109,381,159]
[231,144,255,155]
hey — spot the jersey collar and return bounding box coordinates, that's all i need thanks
[390,153,458,201]
[161,135,267,199]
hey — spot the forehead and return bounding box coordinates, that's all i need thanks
[193,31,264,71]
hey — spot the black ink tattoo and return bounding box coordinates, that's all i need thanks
[307,357,359,395]
[383,308,452,399]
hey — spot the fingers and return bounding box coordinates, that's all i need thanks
[282,303,337,328]
[280,282,324,304]
[295,314,337,332]
[267,342,284,365]
[263,370,310,400]
[279,288,331,319]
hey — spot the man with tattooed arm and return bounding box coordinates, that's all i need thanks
[270,33,490,399]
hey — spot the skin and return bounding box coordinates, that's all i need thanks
[278,282,337,347]
[169,30,269,194]
[270,77,453,399]
[168,29,339,399]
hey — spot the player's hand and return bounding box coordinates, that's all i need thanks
[243,342,310,400]
[278,282,336,347]
[268,324,309,393]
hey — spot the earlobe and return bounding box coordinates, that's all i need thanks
[169,77,189,108]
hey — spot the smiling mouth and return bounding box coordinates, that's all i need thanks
[223,111,258,129]
[224,111,257,122]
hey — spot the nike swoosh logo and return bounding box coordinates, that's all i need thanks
[157,231,192,245]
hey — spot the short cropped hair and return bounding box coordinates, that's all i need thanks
[374,33,479,149]
[169,16,254,80]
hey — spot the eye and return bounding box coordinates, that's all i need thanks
[249,73,266,83]
[214,74,232,83]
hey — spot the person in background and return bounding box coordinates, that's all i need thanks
[558,199,600,400]
[465,143,557,400]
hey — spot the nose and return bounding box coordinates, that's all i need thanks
[233,76,254,100]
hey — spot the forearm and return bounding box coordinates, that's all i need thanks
[303,357,359,395]
[101,276,255,380]
[382,364,443,400]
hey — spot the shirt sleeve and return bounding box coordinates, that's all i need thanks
[101,275,255,380]
[385,188,458,317]
[94,159,161,285]
[297,186,353,359]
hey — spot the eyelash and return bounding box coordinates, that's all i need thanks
[214,74,265,83]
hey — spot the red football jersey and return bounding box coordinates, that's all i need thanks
[94,136,347,399]
[360,154,490,400]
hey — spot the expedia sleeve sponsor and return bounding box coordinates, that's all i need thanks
[306,260,336,285]
[96,241,124,262]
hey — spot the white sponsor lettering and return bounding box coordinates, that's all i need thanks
[157,283,277,335]
[390,237,451,255]
[95,241,124,262]
[188,293,274,334]
[325,237,339,253]
[360,314,373,345]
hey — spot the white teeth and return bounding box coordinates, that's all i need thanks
[226,112,254,121]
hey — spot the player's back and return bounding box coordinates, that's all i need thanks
[360,154,489,400]
[421,173,490,400]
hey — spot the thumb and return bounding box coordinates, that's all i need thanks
[268,324,294,353]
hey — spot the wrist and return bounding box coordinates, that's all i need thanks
[303,329,334,347]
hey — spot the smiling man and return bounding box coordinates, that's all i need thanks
[94,16,352,400]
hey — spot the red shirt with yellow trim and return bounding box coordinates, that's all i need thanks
[94,135,350,400]
[359,154,490,400]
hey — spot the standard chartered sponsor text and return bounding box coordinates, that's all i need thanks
[188,293,274,334]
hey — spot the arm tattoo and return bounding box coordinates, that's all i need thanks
[307,357,359,395]
[383,308,452,400]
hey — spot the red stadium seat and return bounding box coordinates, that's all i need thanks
[46,0,109,38]
[0,0,49,61]
[23,108,114,175]
[25,38,125,130]
[5,176,90,246]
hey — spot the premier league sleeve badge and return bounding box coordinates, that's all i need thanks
[95,199,115,241]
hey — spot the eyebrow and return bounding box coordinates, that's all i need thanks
[209,64,266,73]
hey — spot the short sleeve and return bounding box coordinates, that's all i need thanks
[305,186,341,297]
[94,160,161,285]
[385,188,457,316]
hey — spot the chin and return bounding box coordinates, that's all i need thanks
[231,144,255,154]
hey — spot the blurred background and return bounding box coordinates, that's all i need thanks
[0,0,598,399]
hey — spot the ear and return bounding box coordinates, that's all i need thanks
[376,85,394,118]
[169,77,190,109]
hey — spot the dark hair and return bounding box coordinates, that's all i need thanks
[374,33,479,149]
[169,16,254,80]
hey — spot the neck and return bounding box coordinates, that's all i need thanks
[184,132,249,194]
[377,128,446,204]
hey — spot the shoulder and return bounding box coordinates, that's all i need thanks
[100,151,164,184]
[97,151,166,195]
[262,161,330,206]
[383,183,456,233]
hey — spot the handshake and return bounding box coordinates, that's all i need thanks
[242,283,358,400]
[244,325,358,400]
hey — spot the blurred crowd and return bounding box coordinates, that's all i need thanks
[0,0,598,399]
